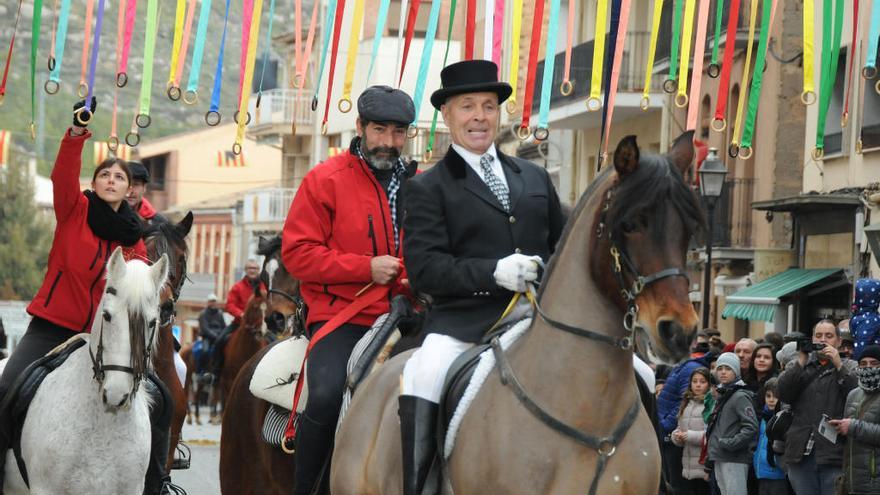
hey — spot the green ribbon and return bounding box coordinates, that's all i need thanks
[816,0,844,151]
[426,0,457,154]
[667,0,684,85]
[139,0,159,117]
[31,0,44,130]
[711,0,724,67]
[740,0,772,149]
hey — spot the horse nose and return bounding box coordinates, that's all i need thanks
[658,320,692,358]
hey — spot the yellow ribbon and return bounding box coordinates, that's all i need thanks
[489,288,538,333]
[676,0,697,106]
[802,0,816,104]
[589,0,609,109]
[731,0,759,149]
[234,0,264,154]
[168,0,186,85]
[641,0,665,109]
[340,0,366,112]
[506,0,523,112]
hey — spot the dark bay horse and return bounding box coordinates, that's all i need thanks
[331,132,703,494]
[219,287,268,412]
[144,212,193,471]
[219,236,302,494]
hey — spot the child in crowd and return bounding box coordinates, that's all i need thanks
[672,368,713,495]
[753,378,787,495]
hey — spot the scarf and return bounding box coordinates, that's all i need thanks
[354,137,408,250]
[706,380,747,436]
[857,366,880,393]
[84,190,144,246]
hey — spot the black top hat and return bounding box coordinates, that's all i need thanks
[430,60,513,111]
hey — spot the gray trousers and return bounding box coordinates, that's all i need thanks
[714,461,749,495]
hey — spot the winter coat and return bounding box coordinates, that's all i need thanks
[754,414,786,480]
[27,130,147,333]
[225,277,266,323]
[842,387,880,494]
[198,307,226,341]
[658,354,713,436]
[777,356,858,466]
[282,139,416,328]
[672,398,707,480]
[707,383,758,464]
[852,278,880,359]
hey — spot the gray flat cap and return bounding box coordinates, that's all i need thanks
[357,85,415,125]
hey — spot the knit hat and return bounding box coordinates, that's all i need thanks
[776,341,798,368]
[715,352,741,380]
[860,345,880,364]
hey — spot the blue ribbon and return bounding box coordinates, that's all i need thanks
[209,0,233,113]
[256,0,277,95]
[49,0,72,83]
[313,0,339,103]
[85,0,107,102]
[867,0,880,71]
[537,0,562,130]
[186,0,214,93]
[365,0,393,83]
[411,0,443,121]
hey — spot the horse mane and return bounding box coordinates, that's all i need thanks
[143,221,189,284]
[103,260,161,355]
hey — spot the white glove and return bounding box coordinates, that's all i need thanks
[493,254,542,292]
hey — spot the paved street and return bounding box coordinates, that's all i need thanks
[170,420,222,494]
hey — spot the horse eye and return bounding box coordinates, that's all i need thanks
[621,221,637,233]
[102,311,112,322]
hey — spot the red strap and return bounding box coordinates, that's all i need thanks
[398,0,422,87]
[712,0,741,122]
[322,0,348,128]
[843,0,859,125]
[465,0,476,60]
[282,283,391,444]
[1,0,25,98]
[520,0,546,128]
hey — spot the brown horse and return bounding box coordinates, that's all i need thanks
[180,342,222,425]
[144,212,193,472]
[331,132,703,494]
[219,235,302,494]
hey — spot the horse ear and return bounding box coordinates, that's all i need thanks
[107,247,127,282]
[151,254,170,290]
[177,211,194,237]
[613,135,640,177]
[258,236,270,254]
[666,131,696,175]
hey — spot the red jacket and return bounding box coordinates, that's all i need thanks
[225,277,266,323]
[138,197,157,220]
[282,147,413,328]
[27,130,147,333]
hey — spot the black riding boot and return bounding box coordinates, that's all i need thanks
[293,414,336,495]
[143,374,183,495]
[398,395,438,495]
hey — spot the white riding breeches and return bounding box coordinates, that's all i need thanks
[402,334,473,403]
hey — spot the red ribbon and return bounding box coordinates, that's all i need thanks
[239,0,255,104]
[322,0,348,128]
[520,0,546,129]
[711,0,741,125]
[119,0,138,78]
[843,0,859,125]
[398,0,422,87]
[0,0,25,100]
[465,0,476,60]
[282,284,392,445]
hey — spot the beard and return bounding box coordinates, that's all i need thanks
[362,144,400,170]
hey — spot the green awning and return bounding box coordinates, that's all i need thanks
[721,268,842,322]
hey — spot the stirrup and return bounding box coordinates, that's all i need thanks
[171,441,191,470]
[161,478,187,495]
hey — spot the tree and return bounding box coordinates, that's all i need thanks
[0,158,53,300]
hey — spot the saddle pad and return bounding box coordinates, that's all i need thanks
[249,336,308,412]
[443,318,531,458]
[336,313,391,433]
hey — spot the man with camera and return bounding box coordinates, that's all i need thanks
[777,319,858,494]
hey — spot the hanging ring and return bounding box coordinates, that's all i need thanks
[800,90,817,105]
[0,93,5,106]
[856,139,863,154]
[586,96,602,112]
[74,108,93,126]
[205,110,221,126]
[30,122,36,140]
[293,73,305,89]
[234,111,252,125]
[136,113,152,128]
[534,127,550,141]
[639,95,650,111]
[183,90,199,105]
[167,85,182,101]
[711,117,727,132]
[728,143,740,158]
[338,97,352,113]
[232,143,242,156]
[425,149,433,161]
[739,146,753,160]
[707,63,721,78]
[516,126,531,141]
[841,112,849,128]
[506,100,518,114]
[125,131,141,147]
[875,79,880,95]
[47,57,56,72]
[560,80,574,96]
[108,136,119,152]
[321,122,328,135]
[811,147,824,161]
[44,79,60,95]
[77,82,89,98]
[281,438,296,455]
[862,66,877,79]
[674,93,689,108]
[406,126,419,138]
[116,72,128,88]
[310,96,319,112]
[663,79,677,94]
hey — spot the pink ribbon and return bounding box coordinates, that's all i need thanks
[602,0,632,156]
[239,0,255,104]
[686,0,711,130]
[492,0,505,74]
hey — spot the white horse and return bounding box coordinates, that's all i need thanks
[4,248,168,495]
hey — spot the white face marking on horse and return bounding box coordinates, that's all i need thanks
[266,259,279,291]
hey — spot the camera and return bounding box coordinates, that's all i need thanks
[796,338,826,353]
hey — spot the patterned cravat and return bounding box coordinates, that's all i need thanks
[479,154,510,211]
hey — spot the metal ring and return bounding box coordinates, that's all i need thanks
[619,336,632,350]
[47,57,56,72]
[310,96,319,112]
[728,143,740,158]
[291,122,297,135]
[711,118,727,132]
[811,147,824,161]
[739,146,753,159]
[801,90,817,105]
[135,113,152,129]
[707,63,721,78]
[108,136,119,152]
[639,95,650,111]
[293,73,305,89]
[44,79,60,95]
[167,85,182,101]
[125,131,141,147]
[856,139,863,154]
[321,122,328,135]
[74,108,93,126]
[183,90,199,105]
[862,66,878,79]
[534,127,549,141]
[338,97,352,113]
[232,142,242,155]
[560,80,574,96]
[875,79,880,95]
[29,122,35,140]
[662,79,677,94]
[116,72,128,88]
[674,93,689,108]
[281,438,296,455]
[205,110,221,126]
[425,149,433,161]
[586,97,602,112]
[516,126,531,141]
[77,82,89,98]
[597,439,617,457]
[0,93,5,105]
[234,111,252,125]
[841,112,849,128]
[406,125,419,138]
[506,100,518,114]
[255,93,262,109]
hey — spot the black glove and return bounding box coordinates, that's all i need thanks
[72,97,97,127]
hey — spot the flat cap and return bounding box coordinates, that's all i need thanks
[127,160,150,183]
[357,85,415,125]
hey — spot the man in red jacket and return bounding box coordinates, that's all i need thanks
[282,85,417,495]
[126,161,167,226]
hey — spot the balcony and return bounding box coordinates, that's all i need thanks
[242,188,296,225]
[248,89,315,142]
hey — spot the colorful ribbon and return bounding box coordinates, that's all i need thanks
[46,0,72,94]
[393,0,408,84]
[492,0,505,72]
[708,0,724,77]
[48,0,59,69]
[685,0,710,127]
[664,0,684,93]
[168,0,187,93]
[410,0,443,127]
[294,0,319,90]
[505,0,523,113]
[710,0,741,132]
[868,0,880,79]
[125,0,159,146]
[814,0,844,158]
[239,0,255,110]
[168,0,199,100]
[84,0,106,107]
[601,0,631,158]
[312,0,339,107]
[184,0,213,103]
[206,0,233,126]
[339,0,365,112]
[256,0,278,104]
[321,0,348,132]
[465,0,476,59]
[561,0,575,95]
[365,0,392,83]
[109,0,125,149]
[78,0,94,97]
[588,0,609,111]
[842,0,859,126]
[234,0,265,154]
[118,0,138,86]
[536,0,563,138]
[674,0,697,108]
[483,0,495,61]
[640,0,663,108]
[728,0,759,157]
[398,0,422,87]
[802,0,816,104]
[30,0,45,135]
[426,0,458,158]
[0,0,21,104]
[740,0,778,157]
[598,0,621,161]
[518,0,545,137]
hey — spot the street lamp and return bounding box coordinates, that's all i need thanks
[698,148,728,329]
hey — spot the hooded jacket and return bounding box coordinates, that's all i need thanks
[707,381,758,464]
[657,353,713,436]
[852,278,880,359]
[672,397,708,480]
[842,387,880,494]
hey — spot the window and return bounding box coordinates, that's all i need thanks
[822,48,847,155]
[141,153,168,191]
[861,64,880,151]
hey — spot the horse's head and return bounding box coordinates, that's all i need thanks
[242,285,268,339]
[93,248,169,410]
[143,212,193,328]
[591,132,704,363]
[258,235,306,337]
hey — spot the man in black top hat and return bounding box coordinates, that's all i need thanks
[398,60,565,495]
[126,160,167,226]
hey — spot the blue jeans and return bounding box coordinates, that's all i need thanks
[787,452,841,495]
